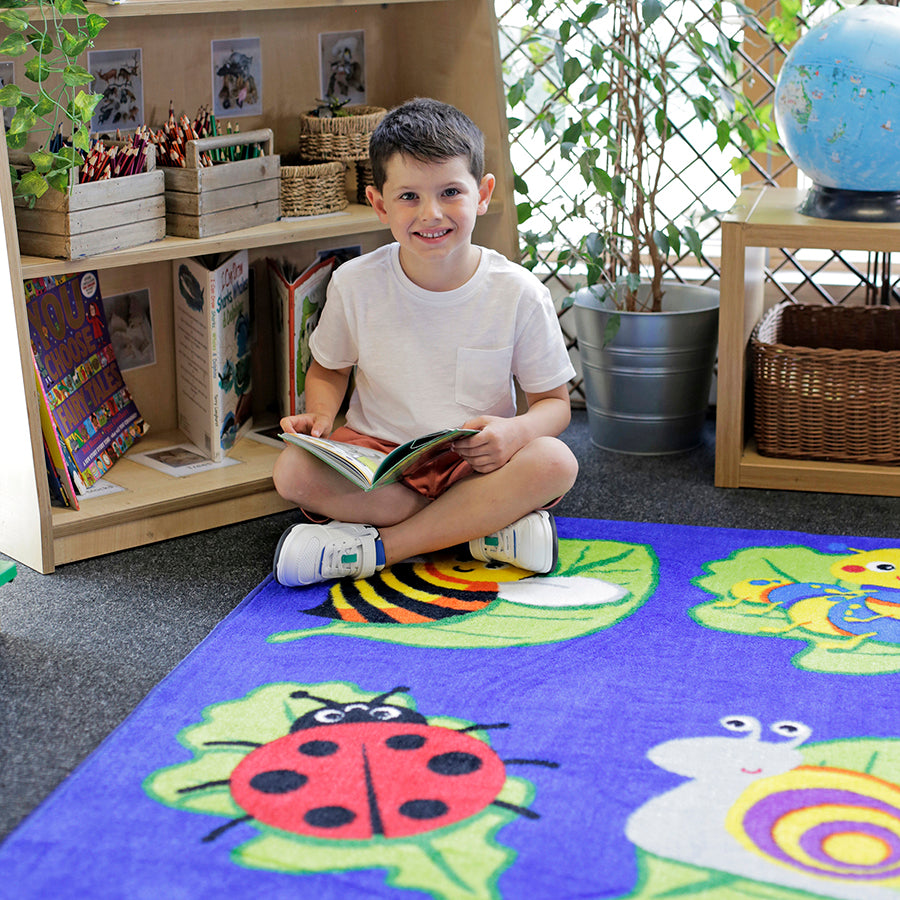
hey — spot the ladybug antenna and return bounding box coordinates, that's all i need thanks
[289,688,346,708]
[369,685,411,705]
[457,722,510,733]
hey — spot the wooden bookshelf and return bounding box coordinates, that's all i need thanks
[0,0,518,573]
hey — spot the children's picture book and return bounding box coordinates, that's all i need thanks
[279,428,477,491]
[173,250,252,462]
[268,256,336,418]
[25,271,147,490]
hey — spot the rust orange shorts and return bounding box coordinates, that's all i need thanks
[329,425,474,500]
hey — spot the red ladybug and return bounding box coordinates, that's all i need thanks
[180,686,556,843]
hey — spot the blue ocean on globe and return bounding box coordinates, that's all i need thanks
[774,5,900,192]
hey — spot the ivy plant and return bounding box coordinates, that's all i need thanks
[0,0,107,205]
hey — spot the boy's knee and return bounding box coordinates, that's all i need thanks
[272,447,305,503]
[526,435,579,492]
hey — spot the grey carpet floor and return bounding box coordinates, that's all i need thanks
[2,407,900,840]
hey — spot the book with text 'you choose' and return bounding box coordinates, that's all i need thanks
[279,428,477,491]
[25,271,147,490]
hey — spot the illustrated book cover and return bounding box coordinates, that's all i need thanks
[268,255,335,418]
[279,427,477,491]
[24,270,147,490]
[173,250,252,462]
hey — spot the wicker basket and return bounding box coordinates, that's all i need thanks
[298,106,386,162]
[280,161,348,217]
[751,301,900,464]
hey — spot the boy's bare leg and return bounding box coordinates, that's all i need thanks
[273,435,577,563]
[379,436,577,566]
[272,445,430,526]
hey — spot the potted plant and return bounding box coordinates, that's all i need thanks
[506,0,783,454]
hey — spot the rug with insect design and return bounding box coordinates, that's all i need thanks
[3,516,900,900]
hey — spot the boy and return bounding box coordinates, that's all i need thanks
[272,98,578,586]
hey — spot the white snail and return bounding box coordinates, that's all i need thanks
[625,716,900,899]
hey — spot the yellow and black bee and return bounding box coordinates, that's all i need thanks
[306,552,533,625]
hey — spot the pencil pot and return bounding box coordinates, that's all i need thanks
[12,146,165,260]
[297,106,386,162]
[751,301,900,464]
[279,159,348,217]
[160,128,281,238]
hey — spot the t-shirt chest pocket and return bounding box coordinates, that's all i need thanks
[455,346,514,410]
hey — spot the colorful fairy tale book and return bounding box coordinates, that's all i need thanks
[24,270,147,490]
[173,250,252,462]
[268,255,335,418]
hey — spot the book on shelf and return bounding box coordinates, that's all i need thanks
[279,427,478,491]
[173,250,252,462]
[24,271,147,493]
[268,255,336,418]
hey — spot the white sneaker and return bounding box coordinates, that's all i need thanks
[273,521,382,586]
[468,511,558,574]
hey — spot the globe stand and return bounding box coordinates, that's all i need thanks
[799,185,900,223]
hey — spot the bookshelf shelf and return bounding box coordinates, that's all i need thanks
[0,0,518,573]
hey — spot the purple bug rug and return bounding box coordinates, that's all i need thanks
[2,516,900,900]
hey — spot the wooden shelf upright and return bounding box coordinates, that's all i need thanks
[0,0,519,573]
[715,186,900,497]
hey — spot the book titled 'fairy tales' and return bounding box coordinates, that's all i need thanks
[25,271,147,489]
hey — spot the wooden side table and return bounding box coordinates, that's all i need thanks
[715,186,900,496]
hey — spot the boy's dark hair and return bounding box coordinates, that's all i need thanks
[368,98,485,191]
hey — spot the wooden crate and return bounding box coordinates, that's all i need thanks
[14,147,165,260]
[161,129,280,238]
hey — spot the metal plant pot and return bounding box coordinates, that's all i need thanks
[574,282,720,455]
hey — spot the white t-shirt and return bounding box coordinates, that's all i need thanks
[309,243,576,444]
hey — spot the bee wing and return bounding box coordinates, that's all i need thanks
[497,575,627,608]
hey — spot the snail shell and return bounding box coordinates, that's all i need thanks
[727,764,900,881]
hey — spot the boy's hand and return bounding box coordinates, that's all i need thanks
[280,413,334,438]
[454,416,523,473]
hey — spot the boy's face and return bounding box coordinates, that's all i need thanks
[366,153,494,289]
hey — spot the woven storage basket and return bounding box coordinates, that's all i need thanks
[298,106,386,162]
[751,301,900,464]
[280,160,348,217]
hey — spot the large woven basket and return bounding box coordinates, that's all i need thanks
[298,106,386,162]
[280,160,348,217]
[751,301,900,464]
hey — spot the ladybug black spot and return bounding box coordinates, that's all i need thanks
[385,733,427,751]
[399,799,449,820]
[249,769,308,794]
[304,805,357,828]
[428,751,483,776]
[298,739,340,756]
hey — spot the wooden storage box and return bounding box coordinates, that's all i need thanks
[162,129,280,238]
[14,148,165,260]
[751,301,900,465]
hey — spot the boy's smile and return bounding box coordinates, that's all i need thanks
[366,154,495,291]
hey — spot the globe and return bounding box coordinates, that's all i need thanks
[774,6,900,218]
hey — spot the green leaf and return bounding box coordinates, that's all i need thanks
[665,223,681,257]
[86,14,108,38]
[71,125,90,152]
[29,149,54,173]
[0,83,21,107]
[0,9,28,32]
[16,169,49,199]
[0,33,27,56]
[72,89,101,119]
[61,64,94,86]
[26,32,52,55]
[513,173,528,194]
[731,156,751,176]
[61,32,90,58]
[683,225,703,263]
[516,201,533,225]
[508,81,525,108]
[652,228,669,255]
[585,231,605,260]
[562,56,582,88]
[642,0,664,26]
[5,130,26,149]
[23,57,50,83]
[7,105,35,134]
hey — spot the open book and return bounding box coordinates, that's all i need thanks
[279,428,477,491]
